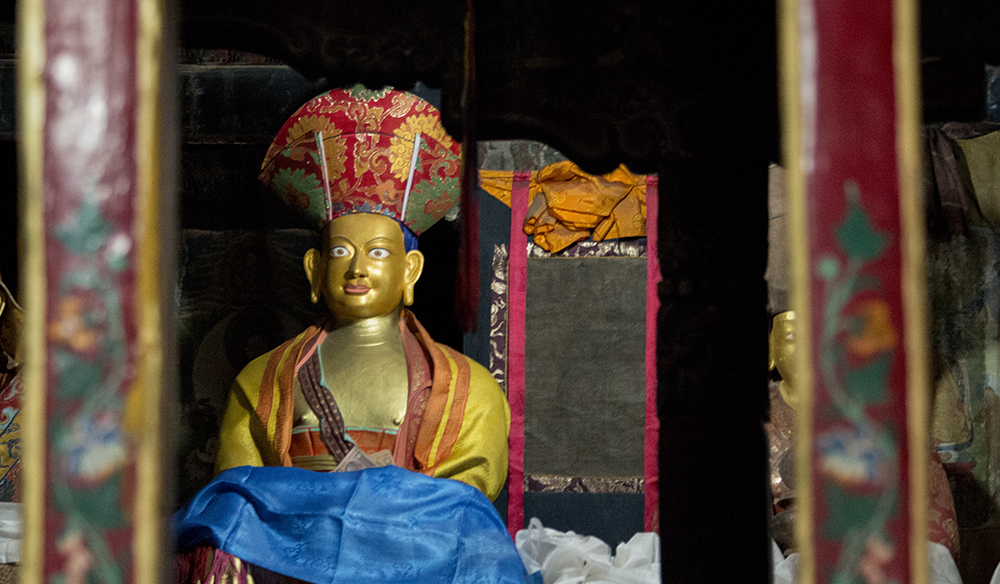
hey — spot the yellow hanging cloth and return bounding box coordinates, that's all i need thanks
[479,160,648,253]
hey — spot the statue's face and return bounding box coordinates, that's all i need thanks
[304,213,424,324]
[769,311,798,408]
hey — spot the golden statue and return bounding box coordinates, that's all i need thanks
[214,86,510,500]
[766,311,798,556]
[768,310,798,411]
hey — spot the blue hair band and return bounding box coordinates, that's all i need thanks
[398,221,418,252]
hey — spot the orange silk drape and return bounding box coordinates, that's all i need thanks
[480,161,648,253]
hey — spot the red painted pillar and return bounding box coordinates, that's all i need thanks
[19,0,175,580]
[782,0,928,582]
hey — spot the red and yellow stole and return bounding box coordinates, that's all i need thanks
[252,310,472,474]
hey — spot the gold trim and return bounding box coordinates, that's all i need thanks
[17,0,47,578]
[134,0,169,579]
[894,0,928,581]
[780,0,815,582]
[524,474,643,494]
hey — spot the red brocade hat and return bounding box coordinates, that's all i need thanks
[259,85,462,236]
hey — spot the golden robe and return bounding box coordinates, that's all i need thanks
[215,311,510,500]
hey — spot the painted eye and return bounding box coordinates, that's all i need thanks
[368,248,390,259]
[331,246,350,258]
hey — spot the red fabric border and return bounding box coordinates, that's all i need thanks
[644,176,660,532]
[506,171,531,538]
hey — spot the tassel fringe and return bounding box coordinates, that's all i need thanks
[176,546,253,584]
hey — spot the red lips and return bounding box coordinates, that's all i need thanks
[344,284,370,294]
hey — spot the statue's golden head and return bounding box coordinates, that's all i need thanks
[261,87,464,326]
[303,213,425,325]
[769,310,798,409]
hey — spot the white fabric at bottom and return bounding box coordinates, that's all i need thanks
[515,517,660,584]
[774,541,960,584]
[0,502,20,564]
[927,541,962,584]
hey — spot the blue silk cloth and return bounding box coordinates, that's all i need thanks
[174,465,540,584]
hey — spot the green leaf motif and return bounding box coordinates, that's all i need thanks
[406,176,459,235]
[831,571,865,584]
[271,168,328,227]
[309,150,324,168]
[53,475,126,529]
[272,168,324,199]
[817,256,840,280]
[347,84,391,101]
[106,250,127,273]
[844,354,892,404]
[836,200,889,261]
[54,350,102,399]
[54,201,112,255]
[823,482,886,539]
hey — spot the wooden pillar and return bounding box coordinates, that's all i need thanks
[655,4,776,583]
[18,0,175,580]
[657,159,772,583]
[781,0,928,582]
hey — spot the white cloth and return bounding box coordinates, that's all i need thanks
[0,502,20,564]
[773,541,961,584]
[928,541,962,584]
[515,517,660,584]
[773,545,799,584]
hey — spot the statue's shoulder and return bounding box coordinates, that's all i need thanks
[434,343,503,395]
[233,328,315,391]
[231,348,278,398]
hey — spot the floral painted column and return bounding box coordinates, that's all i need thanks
[18,0,175,581]
[781,0,928,582]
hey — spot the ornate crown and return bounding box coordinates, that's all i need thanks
[259,85,462,236]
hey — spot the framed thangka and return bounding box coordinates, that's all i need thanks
[471,143,659,545]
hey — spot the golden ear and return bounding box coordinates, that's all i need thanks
[402,250,425,306]
[303,248,323,304]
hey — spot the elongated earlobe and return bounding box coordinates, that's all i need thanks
[303,248,323,304]
[402,250,424,307]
